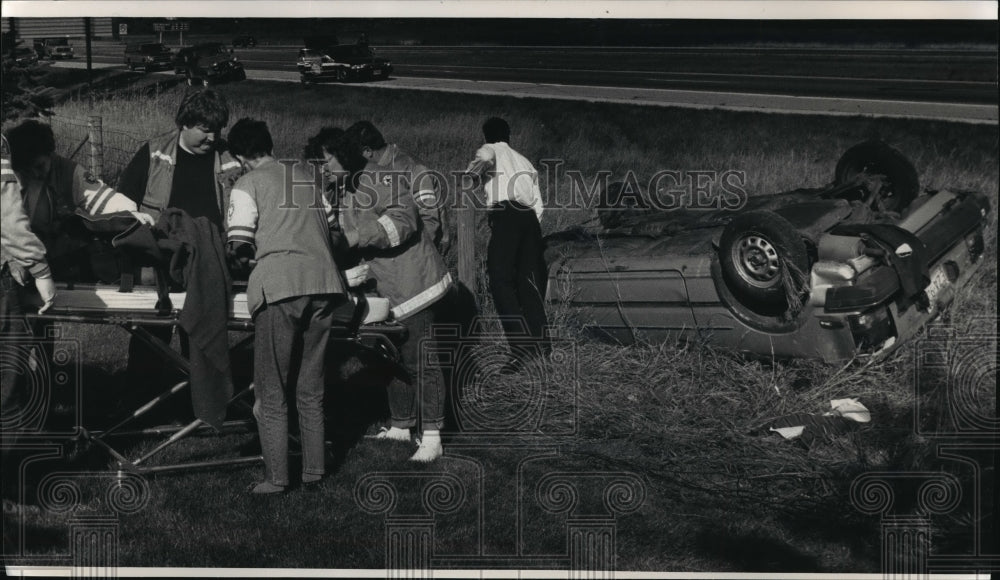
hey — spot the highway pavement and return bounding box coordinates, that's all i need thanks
[56,43,999,123]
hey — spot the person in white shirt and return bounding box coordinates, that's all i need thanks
[465,117,549,366]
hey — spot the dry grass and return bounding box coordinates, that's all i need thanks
[5,77,996,572]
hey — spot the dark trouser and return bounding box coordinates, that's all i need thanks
[487,201,549,358]
[1,265,43,497]
[253,294,353,487]
[388,299,448,432]
[1,265,28,436]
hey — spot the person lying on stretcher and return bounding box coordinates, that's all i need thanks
[5,120,155,283]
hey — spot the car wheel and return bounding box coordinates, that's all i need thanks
[834,140,919,213]
[719,210,809,316]
[127,61,136,71]
[336,69,348,82]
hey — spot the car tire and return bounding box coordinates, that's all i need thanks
[834,140,919,213]
[336,69,348,82]
[719,210,809,316]
[127,61,136,71]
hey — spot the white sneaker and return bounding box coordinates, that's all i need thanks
[409,432,443,463]
[375,427,411,442]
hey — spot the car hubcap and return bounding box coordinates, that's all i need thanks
[734,234,780,288]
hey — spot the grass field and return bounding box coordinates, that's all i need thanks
[3,77,997,573]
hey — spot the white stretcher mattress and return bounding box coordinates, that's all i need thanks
[38,284,391,325]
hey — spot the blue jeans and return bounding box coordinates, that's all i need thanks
[253,294,353,486]
[388,299,448,432]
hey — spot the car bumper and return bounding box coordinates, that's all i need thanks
[302,65,391,80]
[206,68,244,79]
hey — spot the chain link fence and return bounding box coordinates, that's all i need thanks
[46,113,153,187]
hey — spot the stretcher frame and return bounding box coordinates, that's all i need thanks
[25,283,407,476]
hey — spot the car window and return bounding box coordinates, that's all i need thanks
[195,44,227,56]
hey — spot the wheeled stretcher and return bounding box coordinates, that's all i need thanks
[25,282,406,475]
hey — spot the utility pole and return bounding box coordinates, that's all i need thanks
[84,17,93,100]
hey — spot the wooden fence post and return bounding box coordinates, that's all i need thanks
[87,115,104,180]
[457,185,476,289]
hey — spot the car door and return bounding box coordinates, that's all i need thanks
[546,235,709,343]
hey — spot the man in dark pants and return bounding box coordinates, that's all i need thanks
[465,117,548,364]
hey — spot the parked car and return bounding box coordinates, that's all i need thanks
[173,43,246,86]
[124,43,173,72]
[33,38,74,59]
[10,46,39,67]
[297,44,392,83]
[49,45,75,59]
[232,35,257,48]
[544,141,991,362]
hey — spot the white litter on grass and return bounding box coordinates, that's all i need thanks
[769,398,871,440]
[827,397,871,423]
[770,425,806,439]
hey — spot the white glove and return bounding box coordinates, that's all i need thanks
[129,211,156,226]
[344,264,370,288]
[35,276,57,314]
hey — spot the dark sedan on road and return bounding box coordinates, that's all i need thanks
[232,35,257,48]
[10,47,39,67]
[297,44,393,83]
[124,43,173,72]
[545,141,991,362]
[174,43,246,86]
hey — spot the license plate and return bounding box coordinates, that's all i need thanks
[373,70,383,76]
[925,266,950,305]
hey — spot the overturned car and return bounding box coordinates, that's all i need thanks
[544,141,991,362]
